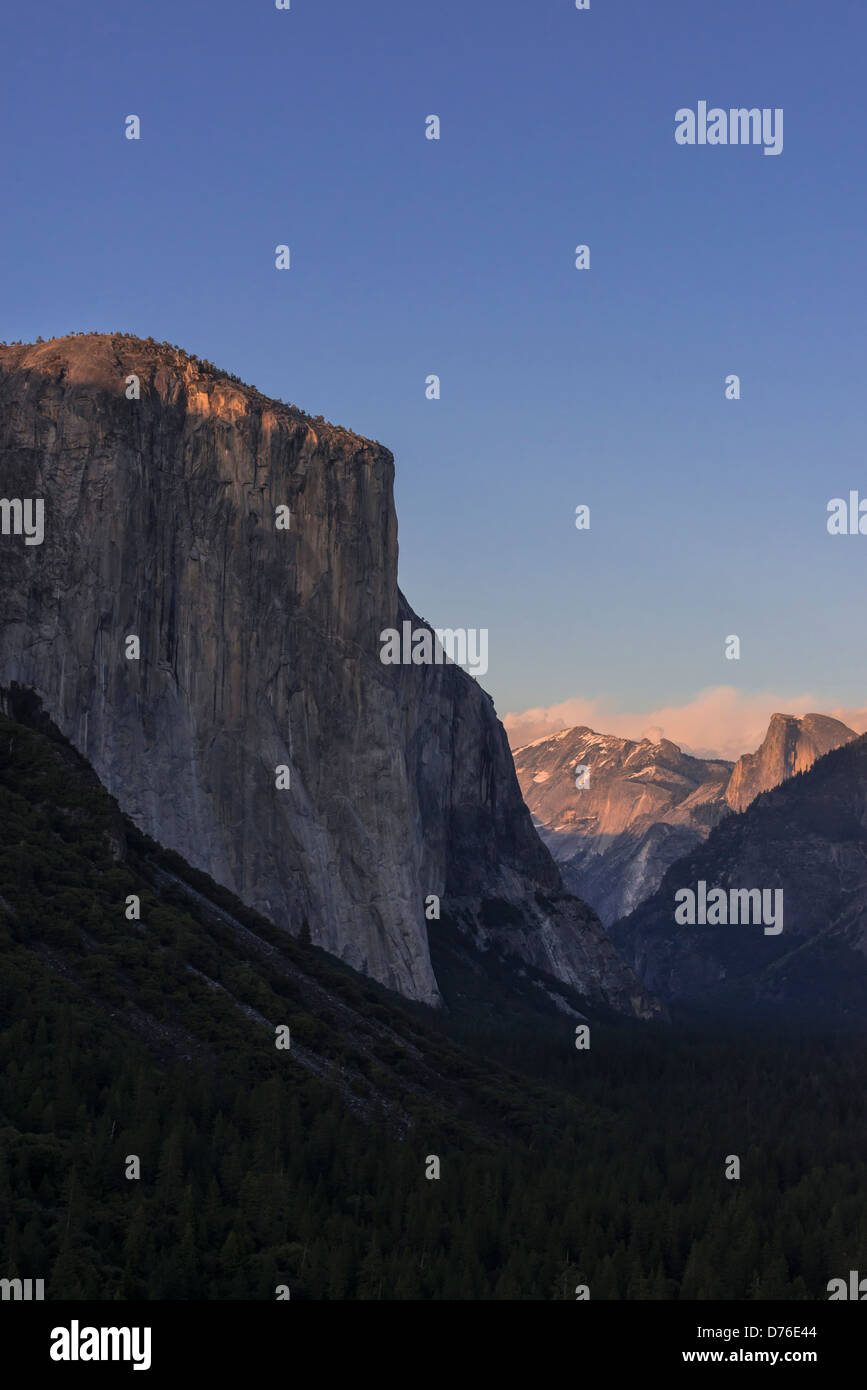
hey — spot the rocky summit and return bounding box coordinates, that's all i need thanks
[514,727,733,926]
[515,715,857,927]
[0,334,658,1018]
[724,712,857,813]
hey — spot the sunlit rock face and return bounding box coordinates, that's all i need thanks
[516,714,858,928]
[514,727,733,925]
[724,713,857,813]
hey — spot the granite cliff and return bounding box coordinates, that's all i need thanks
[0,333,658,1017]
[724,712,856,813]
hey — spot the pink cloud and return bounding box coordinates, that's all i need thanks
[503,686,867,761]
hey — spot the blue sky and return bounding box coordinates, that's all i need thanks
[2,0,865,747]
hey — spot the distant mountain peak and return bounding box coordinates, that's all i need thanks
[725,712,857,813]
[515,711,858,926]
[514,726,733,924]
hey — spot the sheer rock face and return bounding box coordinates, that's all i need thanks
[724,713,857,813]
[0,335,658,1017]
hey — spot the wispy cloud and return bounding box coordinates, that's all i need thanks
[503,687,867,761]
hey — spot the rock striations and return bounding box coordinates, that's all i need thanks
[0,334,659,1018]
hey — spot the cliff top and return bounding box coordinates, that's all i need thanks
[0,332,387,454]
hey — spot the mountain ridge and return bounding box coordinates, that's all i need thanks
[515,713,857,926]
